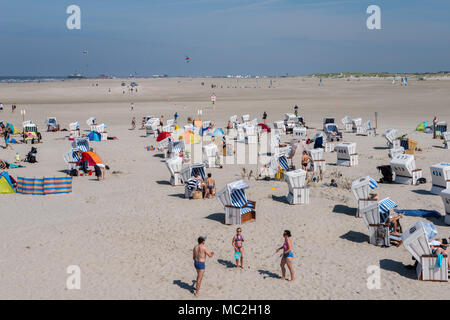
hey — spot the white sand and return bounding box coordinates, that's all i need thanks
[0,77,449,299]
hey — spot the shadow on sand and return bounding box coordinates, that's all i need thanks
[173,280,195,294]
[379,259,416,280]
[258,269,281,279]
[332,204,357,216]
[339,231,368,244]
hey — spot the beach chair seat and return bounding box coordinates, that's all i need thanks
[293,127,306,140]
[216,180,256,225]
[402,221,448,281]
[384,129,400,148]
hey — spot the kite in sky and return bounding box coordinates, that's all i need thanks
[185,56,191,63]
[82,50,88,55]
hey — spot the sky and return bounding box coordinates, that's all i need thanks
[0,0,449,77]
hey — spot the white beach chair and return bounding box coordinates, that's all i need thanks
[145,119,159,137]
[307,148,326,173]
[69,122,80,138]
[351,176,379,215]
[440,189,450,225]
[241,114,250,124]
[168,140,185,158]
[352,118,363,133]
[336,142,358,167]
[384,128,401,149]
[322,117,335,131]
[72,138,90,152]
[202,143,220,168]
[429,163,450,195]
[390,154,423,185]
[443,132,450,149]
[166,156,183,186]
[244,125,257,144]
[216,180,256,225]
[293,127,306,140]
[359,200,402,247]
[46,117,59,131]
[402,221,448,281]
[324,123,342,142]
[273,121,286,135]
[284,113,298,132]
[86,117,96,126]
[341,116,352,133]
[284,169,309,204]
[62,149,81,174]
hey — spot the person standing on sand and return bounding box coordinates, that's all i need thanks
[262,111,267,124]
[3,129,13,150]
[232,228,244,269]
[131,117,136,130]
[130,102,134,111]
[193,236,214,297]
[276,230,295,282]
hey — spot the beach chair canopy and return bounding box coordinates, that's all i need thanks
[86,117,96,126]
[169,140,185,154]
[216,180,249,208]
[351,176,378,201]
[166,156,183,175]
[244,125,256,135]
[242,114,250,122]
[72,138,90,152]
[341,116,351,125]
[325,123,339,133]
[402,221,437,262]
[22,120,33,127]
[63,149,81,164]
[230,115,237,123]
[378,197,398,222]
[273,121,285,129]
[270,153,289,172]
[352,118,362,126]
[69,122,80,131]
[46,118,57,125]
[284,169,306,189]
[307,148,324,161]
[383,128,398,144]
[180,163,206,182]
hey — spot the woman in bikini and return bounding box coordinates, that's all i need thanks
[232,228,244,269]
[276,230,295,281]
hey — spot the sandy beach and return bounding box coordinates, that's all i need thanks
[1,77,450,299]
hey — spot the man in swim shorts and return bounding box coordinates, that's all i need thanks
[193,236,214,297]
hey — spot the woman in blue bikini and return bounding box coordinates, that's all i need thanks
[232,228,244,269]
[276,230,295,281]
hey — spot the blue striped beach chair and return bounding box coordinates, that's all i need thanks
[216,180,256,225]
[180,164,206,198]
[359,199,402,247]
[63,149,82,174]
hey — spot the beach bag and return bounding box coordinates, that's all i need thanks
[193,191,203,199]
[275,167,284,180]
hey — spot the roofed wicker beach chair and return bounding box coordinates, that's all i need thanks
[402,221,448,281]
[336,142,358,167]
[180,163,206,199]
[284,169,309,205]
[429,162,450,195]
[390,153,423,185]
[351,176,379,217]
[166,156,183,186]
[440,188,450,225]
[216,180,256,225]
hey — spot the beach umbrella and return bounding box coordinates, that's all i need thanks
[183,131,199,145]
[258,123,271,132]
[212,128,224,137]
[157,131,171,142]
[81,151,102,166]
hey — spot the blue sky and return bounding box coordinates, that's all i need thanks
[0,0,449,76]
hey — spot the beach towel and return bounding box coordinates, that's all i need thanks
[436,254,443,269]
[393,209,441,219]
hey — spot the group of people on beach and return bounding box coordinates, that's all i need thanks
[0,103,17,112]
[192,229,294,296]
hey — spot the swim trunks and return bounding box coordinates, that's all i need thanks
[194,261,205,270]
